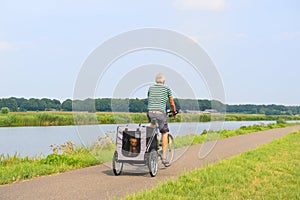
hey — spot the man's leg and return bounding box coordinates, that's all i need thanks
[161,132,168,159]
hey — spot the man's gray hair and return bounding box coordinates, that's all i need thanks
[155,73,165,84]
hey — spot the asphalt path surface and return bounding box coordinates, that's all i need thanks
[1,125,300,200]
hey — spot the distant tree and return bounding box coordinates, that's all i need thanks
[176,99,199,111]
[199,99,211,111]
[0,97,299,114]
[1,107,10,114]
[19,99,30,111]
[173,99,180,110]
[84,98,96,112]
[0,98,18,111]
[211,100,226,112]
[52,99,61,110]
[14,97,27,108]
[62,99,72,111]
[72,98,95,112]
[111,99,129,112]
[40,98,50,110]
[28,98,40,111]
[129,98,147,112]
[95,98,112,112]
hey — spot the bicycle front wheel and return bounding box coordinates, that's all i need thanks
[164,133,175,167]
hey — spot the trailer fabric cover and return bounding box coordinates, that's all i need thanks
[116,125,148,161]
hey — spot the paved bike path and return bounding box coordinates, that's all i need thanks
[1,125,300,200]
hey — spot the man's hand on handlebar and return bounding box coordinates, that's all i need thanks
[167,109,178,118]
[172,110,178,117]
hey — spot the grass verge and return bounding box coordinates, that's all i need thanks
[0,139,114,185]
[125,130,300,200]
[174,122,292,149]
[0,148,99,185]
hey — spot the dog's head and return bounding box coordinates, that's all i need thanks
[130,137,138,147]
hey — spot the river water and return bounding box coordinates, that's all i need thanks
[0,121,276,157]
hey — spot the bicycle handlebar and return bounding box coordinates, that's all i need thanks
[166,109,179,118]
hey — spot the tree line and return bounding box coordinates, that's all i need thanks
[0,97,299,115]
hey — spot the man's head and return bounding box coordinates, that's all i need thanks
[155,73,165,84]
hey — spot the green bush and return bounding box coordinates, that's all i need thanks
[39,154,80,166]
[1,107,10,114]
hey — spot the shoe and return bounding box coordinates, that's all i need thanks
[158,149,163,155]
[162,158,170,167]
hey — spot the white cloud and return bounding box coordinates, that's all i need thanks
[173,0,227,11]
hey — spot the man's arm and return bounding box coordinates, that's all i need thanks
[169,97,177,116]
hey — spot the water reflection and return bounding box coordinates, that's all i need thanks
[0,121,276,157]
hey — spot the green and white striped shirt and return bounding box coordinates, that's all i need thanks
[147,84,172,113]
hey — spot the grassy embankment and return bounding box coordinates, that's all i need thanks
[125,130,300,200]
[0,122,297,185]
[0,112,300,127]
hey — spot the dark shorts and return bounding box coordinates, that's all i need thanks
[147,111,169,134]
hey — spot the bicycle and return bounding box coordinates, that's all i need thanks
[150,110,176,168]
[112,110,177,177]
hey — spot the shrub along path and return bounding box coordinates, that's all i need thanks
[1,125,300,200]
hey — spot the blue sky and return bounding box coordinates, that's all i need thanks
[0,0,299,105]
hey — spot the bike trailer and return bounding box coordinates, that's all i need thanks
[116,125,157,161]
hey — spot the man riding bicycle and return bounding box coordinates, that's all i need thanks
[147,73,177,165]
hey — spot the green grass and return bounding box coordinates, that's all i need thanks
[174,122,292,149]
[0,148,99,185]
[0,140,115,185]
[125,130,300,200]
[0,112,300,127]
